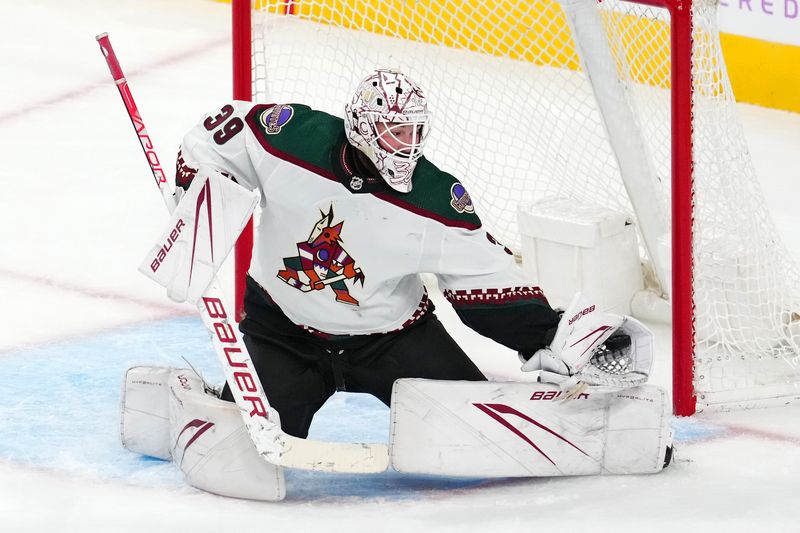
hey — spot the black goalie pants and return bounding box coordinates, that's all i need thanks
[220,276,486,438]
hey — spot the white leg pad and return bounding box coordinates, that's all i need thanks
[168,370,286,501]
[389,378,671,477]
[120,366,175,460]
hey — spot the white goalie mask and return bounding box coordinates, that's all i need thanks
[344,69,431,193]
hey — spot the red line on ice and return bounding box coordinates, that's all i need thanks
[0,266,185,315]
[0,37,227,124]
[724,423,800,447]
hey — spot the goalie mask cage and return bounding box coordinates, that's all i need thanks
[231,0,800,416]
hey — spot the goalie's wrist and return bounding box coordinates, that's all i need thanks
[520,348,571,375]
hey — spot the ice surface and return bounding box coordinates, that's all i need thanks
[1,0,799,531]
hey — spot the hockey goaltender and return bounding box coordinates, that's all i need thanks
[119,69,672,501]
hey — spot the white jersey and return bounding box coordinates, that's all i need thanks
[178,101,553,345]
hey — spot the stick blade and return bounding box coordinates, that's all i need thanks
[271,436,389,473]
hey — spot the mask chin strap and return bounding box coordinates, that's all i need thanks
[369,143,417,193]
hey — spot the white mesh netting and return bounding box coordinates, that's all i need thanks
[248,0,800,409]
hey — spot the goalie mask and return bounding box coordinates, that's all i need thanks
[344,69,431,193]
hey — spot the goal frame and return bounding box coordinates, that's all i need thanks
[229,0,698,416]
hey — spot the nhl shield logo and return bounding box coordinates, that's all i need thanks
[450,183,474,214]
[350,176,364,191]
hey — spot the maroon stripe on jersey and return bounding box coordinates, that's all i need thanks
[443,286,548,307]
[373,192,482,231]
[245,106,481,231]
[245,105,339,183]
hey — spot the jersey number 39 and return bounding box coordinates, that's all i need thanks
[204,104,244,145]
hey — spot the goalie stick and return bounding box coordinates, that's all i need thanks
[96,33,389,474]
[280,267,364,292]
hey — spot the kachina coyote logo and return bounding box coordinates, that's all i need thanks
[277,205,365,306]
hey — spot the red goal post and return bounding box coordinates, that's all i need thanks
[232,0,254,328]
[231,0,800,416]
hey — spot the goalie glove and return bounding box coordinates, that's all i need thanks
[521,293,623,376]
[577,315,653,388]
[520,293,654,390]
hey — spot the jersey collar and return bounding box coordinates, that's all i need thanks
[333,139,389,194]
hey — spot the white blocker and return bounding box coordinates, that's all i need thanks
[138,167,259,304]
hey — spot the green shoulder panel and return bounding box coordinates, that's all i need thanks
[245,104,341,177]
[246,103,482,230]
[376,157,482,230]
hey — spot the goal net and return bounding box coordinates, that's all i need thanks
[233,0,800,414]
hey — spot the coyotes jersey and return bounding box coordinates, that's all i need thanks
[177,101,559,354]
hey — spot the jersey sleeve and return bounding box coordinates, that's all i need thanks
[423,221,560,357]
[176,101,262,192]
